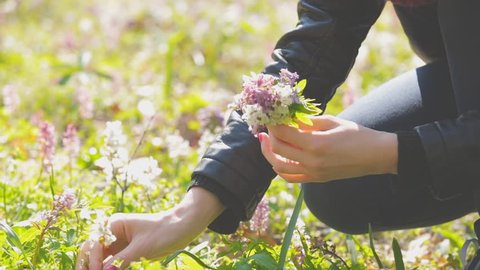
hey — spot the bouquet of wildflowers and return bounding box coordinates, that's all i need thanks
[230,69,322,134]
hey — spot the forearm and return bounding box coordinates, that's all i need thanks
[172,187,225,234]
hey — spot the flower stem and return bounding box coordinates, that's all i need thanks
[32,226,47,267]
[278,186,304,269]
[2,183,8,223]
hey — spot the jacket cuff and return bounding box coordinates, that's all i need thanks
[189,175,243,234]
[392,130,430,193]
[191,111,276,233]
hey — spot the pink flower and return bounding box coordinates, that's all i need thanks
[62,124,80,160]
[38,121,56,170]
[53,188,76,212]
[280,69,300,86]
[76,87,94,119]
[250,197,270,234]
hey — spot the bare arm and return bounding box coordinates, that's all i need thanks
[76,187,224,270]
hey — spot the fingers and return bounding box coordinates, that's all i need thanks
[266,125,312,148]
[76,241,92,270]
[76,240,105,270]
[276,172,312,183]
[88,241,105,270]
[297,115,340,131]
[268,131,310,164]
[103,214,129,258]
[103,244,137,270]
[259,133,308,175]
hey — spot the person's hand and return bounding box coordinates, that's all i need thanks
[76,187,224,270]
[259,115,398,183]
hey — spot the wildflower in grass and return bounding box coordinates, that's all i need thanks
[250,197,270,234]
[32,188,76,229]
[165,133,191,159]
[53,188,76,212]
[97,121,129,182]
[197,130,217,158]
[62,124,80,161]
[229,69,322,134]
[76,87,94,119]
[89,211,116,246]
[1,157,18,186]
[38,121,56,171]
[198,107,225,133]
[2,84,20,114]
[126,157,162,189]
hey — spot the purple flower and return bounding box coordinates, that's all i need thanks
[53,188,76,212]
[250,197,270,234]
[280,68,299,86]
[63,124,81,161]
[39,121,56,170]
[198,107,225,132]
[240,74,279,112]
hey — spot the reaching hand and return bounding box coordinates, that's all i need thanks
[76,187,224,270]
[259,115,398,183]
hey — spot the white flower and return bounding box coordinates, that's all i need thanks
[103,121,127,150]
[137,99,155,117]
[197,130,218,158]
[243,104,269,126]
[274,85,294,106]
[98,121,129,182]
[89,211,116,246]
[126,157,162,188]
[165,133,190,159]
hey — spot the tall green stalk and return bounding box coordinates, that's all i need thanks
[278,186,304,269]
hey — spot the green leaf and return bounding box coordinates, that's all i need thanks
[58,73,73,85]
[250,251,278,270]
[296,79,307,94]
[368,224,384,269]
[295,112,313,126]
[346,235,358,266]
[0,221,35,269]
[392,238,405,270]
[162,250,215,269]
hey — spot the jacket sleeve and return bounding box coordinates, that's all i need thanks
[415,110,480,200]
[191,0,385,234]
[264,0,385,104]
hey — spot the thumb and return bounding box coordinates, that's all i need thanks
[103,244,138,270]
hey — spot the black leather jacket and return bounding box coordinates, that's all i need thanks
[191,0,480,233]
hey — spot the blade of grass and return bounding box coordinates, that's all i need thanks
[162,250,215,269]
[0,221,35,269]
[392,238,405,270]
[368,223,384,269]
[346,235,358,266]
[278,186,304,269]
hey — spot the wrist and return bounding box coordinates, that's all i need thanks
[374,131,398,174]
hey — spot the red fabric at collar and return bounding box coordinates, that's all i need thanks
[390,0,436,6]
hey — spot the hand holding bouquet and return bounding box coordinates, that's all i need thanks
[230,69,322,134]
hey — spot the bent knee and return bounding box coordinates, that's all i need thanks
[303,181,382,235]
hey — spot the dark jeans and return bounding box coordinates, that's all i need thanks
[303,0,480,235]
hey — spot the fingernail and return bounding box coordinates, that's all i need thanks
[258,133,264,143]
[105,265,118,270]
